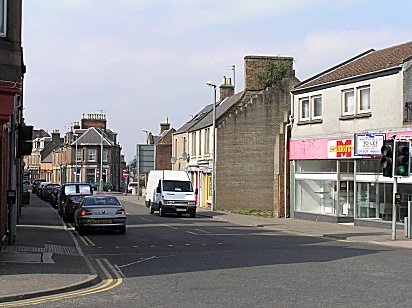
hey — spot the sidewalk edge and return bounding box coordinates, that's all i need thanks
[0,275,101,303]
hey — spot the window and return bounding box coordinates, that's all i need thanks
[0,0,6,37]
[312,96,322,118]
[341,86,371,117]
[300,98,310,121]
[405,102,412,122]
[299,95,322,122]
[191,132,196,156]
[183,137,186,153]
[205,128,210,154]
[342,89,354,115]
[87,149,96,161]
[198,131,202,156]
[76,149,82,162]
[103,149,109,162]
[359,87,370,112]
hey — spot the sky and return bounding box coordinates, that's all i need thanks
[22,0,412,161]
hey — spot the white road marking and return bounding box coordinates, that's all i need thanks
[186,231,198,235]
[139,217,153,222]
[118,256,157,268]
[194,229,211,233]
[161,224,178,230]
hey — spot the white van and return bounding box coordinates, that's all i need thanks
[145,170,197,217]
[127,182,138,193]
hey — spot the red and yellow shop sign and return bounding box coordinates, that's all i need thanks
[327,139,353,159]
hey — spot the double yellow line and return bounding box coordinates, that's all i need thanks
[0,258,122,307]
[79,235,95,246]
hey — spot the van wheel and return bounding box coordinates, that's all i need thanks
[149,203,154,214]
[159,205,165,217]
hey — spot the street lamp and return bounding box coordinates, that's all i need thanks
[73,133,78,182]
[142,129,149,144]
[99,129,104,192]
[206,81,217,211]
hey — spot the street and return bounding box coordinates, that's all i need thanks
[14,197,411,308]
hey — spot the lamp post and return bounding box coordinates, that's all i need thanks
[73,133,78,182]
[206,81,217,211]
[142,129,149,144]
[99,129,104,192]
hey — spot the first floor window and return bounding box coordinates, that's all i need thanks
[312,95,322,118]
[87,149,96,161]
[343,89,354,114]
[300,98,309,120]
[103,149,109,162]
[359,87,370,112]
[76,149,82,162]
[0,0,6,37]
[205,128,210,154]
[191,132,196,156]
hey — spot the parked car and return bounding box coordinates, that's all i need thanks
[37,181,52,198]
[32,179,46,194]
[74,194,126,235]
[90,182,113,192]
[50,186,61,209]
[22,183,31,205]
[42,183,60,202]
[127,182,138,193]
[58,183,93,222]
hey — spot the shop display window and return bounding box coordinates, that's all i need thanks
[296,179,336,215]
[296,160,337,173]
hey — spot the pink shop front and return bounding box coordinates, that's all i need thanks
[289,133,412,225]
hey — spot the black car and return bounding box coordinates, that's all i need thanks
[58,183,93,222]
[32,179,46,194]
[50,186,61,209]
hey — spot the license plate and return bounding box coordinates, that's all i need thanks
[89,219,112,224]
[176,208,186,212]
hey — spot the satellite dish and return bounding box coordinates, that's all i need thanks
[181,152,188,161]
[170,157,177,164]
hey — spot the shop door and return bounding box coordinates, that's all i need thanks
[339,181,354,216]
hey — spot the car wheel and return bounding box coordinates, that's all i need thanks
[78,226,86,235]
[190,212,196,218]
[118,226,126,234]
[159,204,165,217]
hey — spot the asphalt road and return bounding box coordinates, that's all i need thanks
[40,199,412,308]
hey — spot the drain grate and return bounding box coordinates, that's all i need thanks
[44,244,80,256]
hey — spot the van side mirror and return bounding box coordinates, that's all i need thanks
[156,187,161,194]
[195,188,198,195]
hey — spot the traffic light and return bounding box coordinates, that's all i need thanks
[394,140,411,177]
[381,140,394,177]
[17,125,33,158]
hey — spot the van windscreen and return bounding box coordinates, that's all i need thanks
[162,180,193,192]
[64,185,92,194]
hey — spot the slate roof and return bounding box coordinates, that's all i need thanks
[71,127,113,146]
[175,104,213,134]
[294,40,412,91]
[189,91,245,132]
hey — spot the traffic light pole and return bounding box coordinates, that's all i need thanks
[392,177,397,241]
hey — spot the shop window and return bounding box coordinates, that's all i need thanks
[295,179,336,215]
[296,160,337,173]
[356,159,381,173]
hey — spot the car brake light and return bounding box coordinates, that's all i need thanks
[80,209,92,216]
[116,209,126,215]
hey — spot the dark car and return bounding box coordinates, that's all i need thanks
[90,182,113,192]
[50,186,61,209]
[74,194,126,235]
[37,181,52,198]
[58,183,93,222]
[42,183,60,202]
[32,179,46,194]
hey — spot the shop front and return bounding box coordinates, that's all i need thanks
[290,133,412,225]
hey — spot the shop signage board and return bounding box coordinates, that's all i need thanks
[354,133,385,156]
[327,139,354,159]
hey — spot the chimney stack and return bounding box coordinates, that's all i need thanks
[160,117,170,134]
[219,76,235,101]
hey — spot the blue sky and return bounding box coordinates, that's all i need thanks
[22,0,412,161]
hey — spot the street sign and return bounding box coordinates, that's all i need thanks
[122,170,129,179]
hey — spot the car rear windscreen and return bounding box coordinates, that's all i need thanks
[84,197,121,206]
[64,185,92,195]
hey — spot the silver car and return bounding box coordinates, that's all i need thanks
[74,194,127,235]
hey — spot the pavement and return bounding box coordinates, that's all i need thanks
[1,192,412,303]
